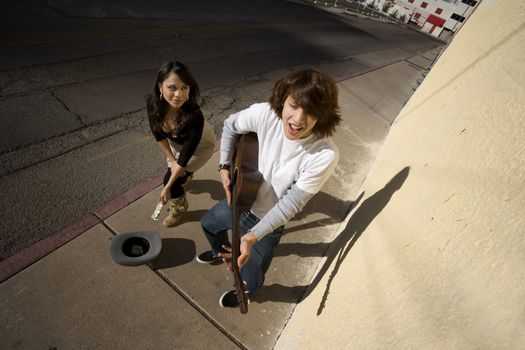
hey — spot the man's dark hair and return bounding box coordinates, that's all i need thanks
[269,69,341,138]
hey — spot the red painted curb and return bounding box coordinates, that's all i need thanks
[94,174,163,220]
[0,213,99,283]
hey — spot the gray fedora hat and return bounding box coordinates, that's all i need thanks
[110,231,162,266]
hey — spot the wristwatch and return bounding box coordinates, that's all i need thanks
[217,163,231,172]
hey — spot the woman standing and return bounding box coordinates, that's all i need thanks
[147,61,215,227]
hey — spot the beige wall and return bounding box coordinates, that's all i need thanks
[275,0,525,349]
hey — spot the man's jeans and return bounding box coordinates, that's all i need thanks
[200,199,283,297]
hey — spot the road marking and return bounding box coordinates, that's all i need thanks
[87,135,150,162]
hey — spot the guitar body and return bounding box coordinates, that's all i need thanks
[231,132,261,314]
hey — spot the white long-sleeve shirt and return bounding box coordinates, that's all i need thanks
[220,102,339,240]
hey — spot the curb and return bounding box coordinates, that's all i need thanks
[0,174,163,283]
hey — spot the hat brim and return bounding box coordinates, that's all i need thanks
[110,231,162,266]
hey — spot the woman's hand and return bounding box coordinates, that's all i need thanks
[160,186,171,204]
[219,169,233,206]
[159,161,183,204]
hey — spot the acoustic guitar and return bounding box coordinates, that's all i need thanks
[231,132,261,314]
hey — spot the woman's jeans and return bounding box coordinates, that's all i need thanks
[163,169,193,199]
[201,199,283,298]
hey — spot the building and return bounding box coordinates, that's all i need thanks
[368,0,479,40]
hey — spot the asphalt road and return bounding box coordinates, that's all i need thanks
[0,0,440,261]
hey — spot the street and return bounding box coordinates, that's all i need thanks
[0,0,440,261]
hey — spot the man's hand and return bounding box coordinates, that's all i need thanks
[238,232,257,268]
[217,232,257,271]
[218,246,233,271]
[219,169,232,206]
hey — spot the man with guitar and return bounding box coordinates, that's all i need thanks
[196,69,342,310]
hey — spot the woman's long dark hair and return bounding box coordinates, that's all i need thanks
[146,61,200,133]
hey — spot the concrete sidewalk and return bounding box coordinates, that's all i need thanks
[0,47,442,350]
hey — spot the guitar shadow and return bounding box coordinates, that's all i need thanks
[187,179,352,230]
[296,190,356,222]
[254,283,308,304]
[274,242,331,258]
[256,167,410,312]
[280,191,358,238]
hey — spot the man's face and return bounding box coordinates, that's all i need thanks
[281,95,318,140]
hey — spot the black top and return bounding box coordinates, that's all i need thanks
[151,108,205,168]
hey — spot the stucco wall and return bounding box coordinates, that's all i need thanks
[275,0,525,349]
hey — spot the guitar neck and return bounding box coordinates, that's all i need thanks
[230,132,261,315]
[231,181,249,314]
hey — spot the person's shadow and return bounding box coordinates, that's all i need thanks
[186,179,224,201]
[150,238,196,269]
[255,167,410,314]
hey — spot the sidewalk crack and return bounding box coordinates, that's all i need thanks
[152,270,248,350]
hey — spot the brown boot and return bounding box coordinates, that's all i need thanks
[162,195,188,228]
